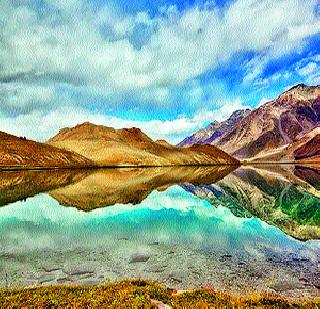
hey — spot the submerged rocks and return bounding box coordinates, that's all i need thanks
[129,254,150,263]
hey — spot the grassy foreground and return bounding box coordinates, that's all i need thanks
[0,280,318,308]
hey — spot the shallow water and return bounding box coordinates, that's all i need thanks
[0,165,319,299]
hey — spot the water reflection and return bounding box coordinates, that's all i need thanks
[0,166,234,210]
[49,166,235,210]
[184,165,320,240]
[0,165,319,298]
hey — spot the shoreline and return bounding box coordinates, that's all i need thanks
[0,163,241,171]
[1,161,320,172]
[1,280,318,307]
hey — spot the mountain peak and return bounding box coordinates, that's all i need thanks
[178,84,320,160]
[228,108,251,121]
[282,83,320,96]
[177,108,251,147]
[287,83,307,91]
[278,83,319,102]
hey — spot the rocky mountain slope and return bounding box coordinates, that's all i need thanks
[0,132,93,169]
[249,126,320,163]
[179,84,320,161]
[48,122,239,166]
[294,133,320,162]
[178,109,251,147]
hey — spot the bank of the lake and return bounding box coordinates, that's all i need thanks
[1,280,319,308]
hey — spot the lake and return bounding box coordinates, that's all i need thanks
[0,165,319,299]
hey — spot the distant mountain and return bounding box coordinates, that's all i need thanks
[179,84,320,161]
[48,122,239,166]
[178,109,251,147]
[221,84,320,159]
[0,131,93,169]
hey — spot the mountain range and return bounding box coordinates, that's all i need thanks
[0,123,238,169]
[178,109,251,147]
[179,84,320,162]
[0,83,319,168]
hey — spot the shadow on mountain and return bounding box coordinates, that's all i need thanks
[182,165,320,241]
[49,166,236,211]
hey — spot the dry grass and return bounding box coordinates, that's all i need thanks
[0,279,318,308]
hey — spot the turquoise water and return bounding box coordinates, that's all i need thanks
[0,165,319,297]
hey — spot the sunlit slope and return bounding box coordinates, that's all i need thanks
[0,132,93,169]
[48,122,238,166]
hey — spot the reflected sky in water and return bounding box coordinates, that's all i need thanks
[0,165,319,297]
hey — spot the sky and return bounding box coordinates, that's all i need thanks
[0,0,320,143]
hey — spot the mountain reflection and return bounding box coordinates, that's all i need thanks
[0,164,319,240]
[0,166,235,210]
[49,166,235,210]
[0,165,319,295]
[0,169,90,207]
[183,165,320,240]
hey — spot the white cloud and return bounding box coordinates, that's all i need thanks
[283,71,291,79]
[0,0,319,142]
[297,62,317,76]
[251,70,287,89]
[311,54,320,62]
[258,97,272,107]
[0,0,319,93]
[306,74,320,85]
[0,83,57,115]
[0,99,248,143]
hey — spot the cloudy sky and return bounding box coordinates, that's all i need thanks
[1,0,320,143]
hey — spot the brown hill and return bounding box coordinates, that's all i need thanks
[48,122,238,166]
[155,139,172,147]
[0,132,93,169]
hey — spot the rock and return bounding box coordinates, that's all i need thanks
[129,254,150,263]
[168,274,182,283]
[57,277,73,284]
[42,266,62,273]
[64,268,94,276]
[151,299,172,309]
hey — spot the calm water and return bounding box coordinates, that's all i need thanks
[0,165,319,299]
